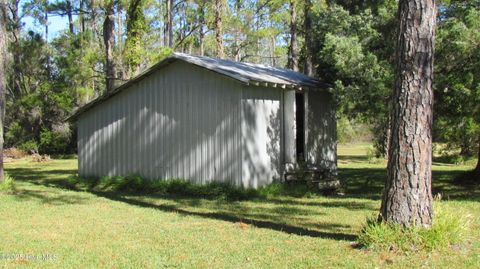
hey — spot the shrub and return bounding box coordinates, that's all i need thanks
[337,117,372,144]
[39,126,72,154]
[0,173,16,194]
[18,140,39,153]
[358,206,470,252]
[366,146,384,164]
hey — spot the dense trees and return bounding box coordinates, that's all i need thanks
[435,1,480,179]
[380,0,436,227]
[0,0,477,183]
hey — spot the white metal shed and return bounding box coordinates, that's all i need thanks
[68,53,337,188]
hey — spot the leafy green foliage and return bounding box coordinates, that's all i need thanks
[311,3,395,155]
[435,4,480,157]
[3,0,478,163]
[39,127,72,154]
[0,173,16,194]
[124,0,149,75]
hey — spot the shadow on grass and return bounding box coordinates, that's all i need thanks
[13,188,90,205]
[91,191,357,241]
[5,160,479,241]
[339,167,480,202]
[6,166,359,241]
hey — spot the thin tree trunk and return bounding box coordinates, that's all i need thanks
[9,0,22,96]
[164,0,173,48]
[214,0,224,58]
[303,0,313,76]
[380,0,436,227]
[270,35,276,66]
[103,1,117,92]
[45,8,51,77]
[80,0,85,33]
[117,3,123,51]
[9,0,20,42]
[234,0,241,61]
[91,0,98,39]
[45,8,49,41]
[67,0,74,34]
[0,0,7,182]
[287,0,298,71]
[198,2,205,56]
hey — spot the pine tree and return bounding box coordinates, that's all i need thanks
[380,0,436,227]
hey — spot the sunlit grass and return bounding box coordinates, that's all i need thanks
[0,146,478,268]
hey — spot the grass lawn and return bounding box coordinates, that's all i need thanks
[1,144,479,268]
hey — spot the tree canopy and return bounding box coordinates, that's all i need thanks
[0,0,477,177]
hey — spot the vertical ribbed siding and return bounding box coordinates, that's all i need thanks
[78,61,244,185]
[306,90,337,174]
[241,86,282,188]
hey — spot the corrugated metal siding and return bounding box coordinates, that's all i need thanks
[241,86,283,188]
[305,91,337,173]
[78,61,244,185]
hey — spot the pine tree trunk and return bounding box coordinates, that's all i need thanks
[303,0,314,76]
[10,1,23,97]
[198,2,205,56]
[164,0,173,48]
[0,0,6,182]
[44,9,49,41]
[380,0,436,227]
[214,0,224,59]
[103,1,117,92]
[67,0,74,34]
[287,0,298,71]
[80,0,85,33]
[234,0,241,61]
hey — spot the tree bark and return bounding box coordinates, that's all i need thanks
[0,0,7,182]
[44,8,49,41]
[303,0,314,76]
[380,0,436,227]
[80,0,85,33]
[234,0,241,61]
[8,0,22,97]
[287,0,298,71]
[198,1,205,56]
[164,0,173,48]
[214,0,224,59]
[67,0,74,34]
[103,1,117,92]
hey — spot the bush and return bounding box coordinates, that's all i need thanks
[358,206,470,252]
[0,173,16,194]
[337,117,372,144]
[39,126,72,154]
[434,153,477,166]
[366,146,384,164]
[18,140,39,153]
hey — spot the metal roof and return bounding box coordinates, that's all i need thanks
[67,53,331,121]
[173,53,329,88]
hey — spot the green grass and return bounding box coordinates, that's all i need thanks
[1,146,479,268]
[358,206,471,252]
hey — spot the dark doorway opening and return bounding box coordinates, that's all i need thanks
[295,92,305,161]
